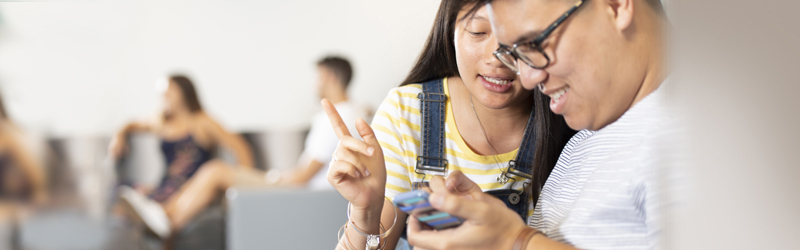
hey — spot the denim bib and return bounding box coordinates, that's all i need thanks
[412,78,539,220]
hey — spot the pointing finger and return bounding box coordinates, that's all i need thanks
[321,99,351,138]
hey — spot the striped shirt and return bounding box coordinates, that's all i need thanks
[373,78,534,218]
[530,86,669,249]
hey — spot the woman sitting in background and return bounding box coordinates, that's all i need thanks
[110,75,253,238]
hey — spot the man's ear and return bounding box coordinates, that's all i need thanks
[607,0,634,32]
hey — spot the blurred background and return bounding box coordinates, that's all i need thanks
[0,0,797,249]
[0,1,440,249]
[0,0,439,135]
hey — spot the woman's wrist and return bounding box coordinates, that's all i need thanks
[349,203,384,234]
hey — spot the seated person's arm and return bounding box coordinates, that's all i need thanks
[199,113,254,168]
[7,134,47,205]
[281,109,342,186]
[110,118,158,159]
[279,159,325,186]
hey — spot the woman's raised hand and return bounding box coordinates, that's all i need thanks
[322,99,387,213]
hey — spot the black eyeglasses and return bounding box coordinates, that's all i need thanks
[493,0,587,72]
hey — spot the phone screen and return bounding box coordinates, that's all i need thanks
[394,190,463,230]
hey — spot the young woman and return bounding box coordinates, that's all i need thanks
[110,75,253,238]
[323,1,574,249]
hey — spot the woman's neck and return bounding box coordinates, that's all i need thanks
[448,76,532,155]
[167,108,192,121]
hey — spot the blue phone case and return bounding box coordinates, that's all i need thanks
[393,190,464,230]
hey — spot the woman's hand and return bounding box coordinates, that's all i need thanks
[322,99,387,215]
[406,172,529,250]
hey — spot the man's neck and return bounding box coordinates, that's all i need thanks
[630,17,669,108]
[326,91,348,105]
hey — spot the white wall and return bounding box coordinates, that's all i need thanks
[0,0,440,136]
[668,0,800,249]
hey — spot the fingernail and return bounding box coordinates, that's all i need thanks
[367,147,375,155]
[355,171,361,178]
[430,193,444,207]
[364,169,371,177]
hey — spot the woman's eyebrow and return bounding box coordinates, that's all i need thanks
[471,15,489,22]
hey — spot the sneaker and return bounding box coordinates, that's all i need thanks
[119,186,171,239]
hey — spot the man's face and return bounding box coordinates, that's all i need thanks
[489,0,642,131]
[316,66,335,100]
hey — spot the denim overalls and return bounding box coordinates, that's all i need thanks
[397,78,539,249]
[412,78,539,218]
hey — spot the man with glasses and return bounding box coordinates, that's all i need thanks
[406,0,671,249]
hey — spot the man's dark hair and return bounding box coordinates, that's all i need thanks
[317,56,353,89]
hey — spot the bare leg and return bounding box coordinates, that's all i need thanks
[162,160,234,231]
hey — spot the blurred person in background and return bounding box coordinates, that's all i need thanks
[0,92,48,232]
[404,0,673,249]
[119,57,369,240]
[322,0,574,249]
[277,56,372,189]
[111,74,254,239]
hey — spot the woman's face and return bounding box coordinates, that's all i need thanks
[163,81,186,113]
[454,5,532,109]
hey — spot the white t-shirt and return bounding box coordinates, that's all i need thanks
[303,101,370,190]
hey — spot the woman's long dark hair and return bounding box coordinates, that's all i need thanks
[401,0,576,207]
[169,75,204,113]
[163,74,204,121]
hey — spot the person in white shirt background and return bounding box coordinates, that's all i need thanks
[120,55,370,240]
[281,56,372,190]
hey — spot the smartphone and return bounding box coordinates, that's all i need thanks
[393,190,464,230]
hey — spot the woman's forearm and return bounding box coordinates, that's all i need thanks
[116,121,149,139]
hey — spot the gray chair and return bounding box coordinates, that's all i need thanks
[226,188,348,250]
